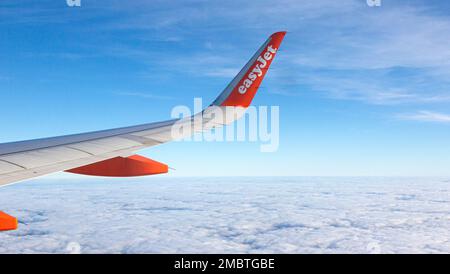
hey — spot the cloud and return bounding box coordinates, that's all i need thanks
[265,2,450,104]
[203,68,239,78]
[115,92,175,100]
[3,0,450,106]
[0,177,449,253]
[266,65,450,105]
[116,0,450,105]
[397,111,450,123]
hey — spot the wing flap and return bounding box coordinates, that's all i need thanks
[0,146,141,186]
[65,136,143,155]
[0,146,90,169]
[0,160,24,174]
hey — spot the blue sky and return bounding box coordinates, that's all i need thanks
[1,0,450,176]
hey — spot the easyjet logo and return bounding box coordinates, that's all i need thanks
[238,45,278,94]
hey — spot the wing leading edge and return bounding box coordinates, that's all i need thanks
[0,31,286,187]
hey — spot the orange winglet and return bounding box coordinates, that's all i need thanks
[65,155,168,177]
[0,211,18,231]
[219,31,286,107]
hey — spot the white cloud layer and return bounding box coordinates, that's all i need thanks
[1,177,449,253]
[398,111,450,123]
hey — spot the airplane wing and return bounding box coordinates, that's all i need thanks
[0,31,286,188]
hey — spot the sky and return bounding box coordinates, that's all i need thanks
[1,0,450,176]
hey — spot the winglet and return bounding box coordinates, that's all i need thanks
[211,31,286,107]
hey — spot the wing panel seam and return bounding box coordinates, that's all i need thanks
[0,159,27,170]
[65,146,96,156]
